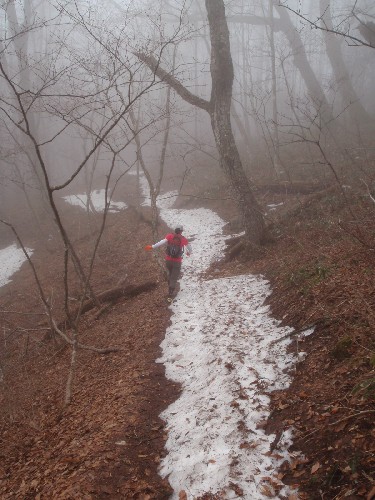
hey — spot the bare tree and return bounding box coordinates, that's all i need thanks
[0,1,185,404]
[138,0,267,248]
[2,0,52,216]
[277,1,375,49]
[318,0,373,127]
[228,4,334,126]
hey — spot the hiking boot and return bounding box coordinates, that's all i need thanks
[167,287,175,304]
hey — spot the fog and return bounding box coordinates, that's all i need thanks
[0,0,374,240]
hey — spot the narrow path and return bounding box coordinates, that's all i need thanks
[141,183,301,499]
[59,174,300,497]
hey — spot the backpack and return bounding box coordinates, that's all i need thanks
[166,234,184,258]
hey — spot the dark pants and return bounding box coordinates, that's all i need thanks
[165,260,181,293]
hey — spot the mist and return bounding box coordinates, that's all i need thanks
[1,2,375,497]
[0,1,373,228]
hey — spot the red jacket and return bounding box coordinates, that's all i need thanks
[164,233,189,262]
[152,233,191,263]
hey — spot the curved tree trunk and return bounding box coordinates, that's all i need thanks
[205,0,266,245]
[137,0,267,247]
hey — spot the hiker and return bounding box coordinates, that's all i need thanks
[145,225,192,299]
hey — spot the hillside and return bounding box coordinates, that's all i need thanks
[218,187,375,499]
[0,181,374,499]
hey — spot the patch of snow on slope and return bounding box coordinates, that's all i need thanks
[63,189,126,212]
[0,244,33,288]
[138,173,299,498]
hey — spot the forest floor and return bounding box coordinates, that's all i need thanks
[0,180,374,499]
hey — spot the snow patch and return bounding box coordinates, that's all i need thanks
[267,202,284,209]
[0,244,33,288]
[63,189,127,212]
[300,327,315,338]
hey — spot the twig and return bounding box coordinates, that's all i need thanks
[270,323,316,345]
[328,410,375,427]
[0,310,46,316]
[299,410,375,441]
[353,339,375,353]
[51,319,122,354]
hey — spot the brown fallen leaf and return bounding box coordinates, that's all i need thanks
[334,421,347,432]
[229,482,244,496]
[179,491,187,500]
[290,457,309,470]
[260,484,275,497]
[367,485,375,500]
[292,470,305,478]
[311,462,320,474]
[240,441,259,449]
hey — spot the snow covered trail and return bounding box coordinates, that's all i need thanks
[135,178,300,499]
[62,174,300,498]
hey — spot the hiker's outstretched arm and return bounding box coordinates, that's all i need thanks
[152,239,168,249]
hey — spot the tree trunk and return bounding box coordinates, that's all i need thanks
[268,0,281,175]
[229,7,334,125]
[205,0,266,245]
[137,0,267,247]
[273,4,333,125]
[319,0,373,128]
[6,0,51,218]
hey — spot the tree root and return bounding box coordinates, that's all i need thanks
[224,238,264,262]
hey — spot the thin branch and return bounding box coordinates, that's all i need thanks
[277,2,375,49]
[51,319,121,354]
[135,52,212,113]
